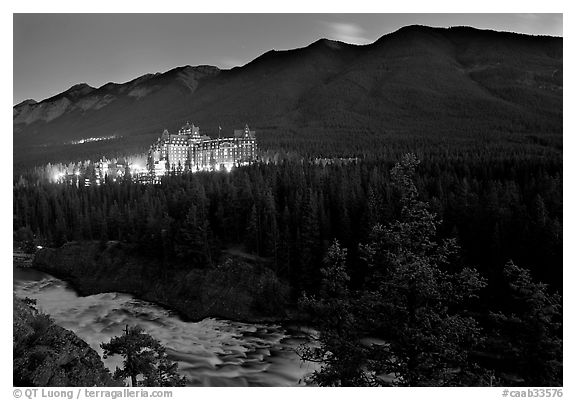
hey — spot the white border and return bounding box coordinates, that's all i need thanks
[3,3,570,399]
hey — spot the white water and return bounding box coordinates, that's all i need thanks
[13,266,317,386]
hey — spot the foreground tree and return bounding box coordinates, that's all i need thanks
[301,154,488,386]
[487,261,562,386]
[361,154,488,386]
[299,240,375,386]
[101,326,186,387]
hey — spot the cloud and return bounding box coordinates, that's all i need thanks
[321,21,372,45]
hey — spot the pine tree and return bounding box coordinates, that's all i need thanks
[299,189,322,291]
[175,205,212,267]
[245,204,260,255]
[262,189,279,262]
[101,325,186,387]
[299,239,372,386]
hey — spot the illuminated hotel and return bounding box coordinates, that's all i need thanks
[147,122,257,177]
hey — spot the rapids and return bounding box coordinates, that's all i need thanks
[13,266,317,386]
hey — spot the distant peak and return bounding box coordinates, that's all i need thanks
[127,73,157,86]
[310,38,345,49]
[385,24,437,37]
[14,99,37,108]
[15,99,37,107]
[162,64,220,76]
[60,83,96,99]
[398,24,432,31]
[68,83,95,91]
[311,38,334,45]
[371,25,452,45]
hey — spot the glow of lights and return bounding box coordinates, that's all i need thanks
[36,246,43,249]
[75,171,80,176]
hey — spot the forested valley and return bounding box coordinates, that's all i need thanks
[13,132,562,386]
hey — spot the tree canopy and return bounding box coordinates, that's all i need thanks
[299,154,561,387]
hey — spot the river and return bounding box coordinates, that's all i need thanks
[13,265,318,386]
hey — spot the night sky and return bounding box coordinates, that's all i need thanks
[13,13,562,105]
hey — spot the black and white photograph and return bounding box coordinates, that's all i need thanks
[9,9,565,396]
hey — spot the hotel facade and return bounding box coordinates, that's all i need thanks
[147,122,257,177]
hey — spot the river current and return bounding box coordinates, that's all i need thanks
[13,266,317,386]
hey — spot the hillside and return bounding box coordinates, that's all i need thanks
[13,25,562,168]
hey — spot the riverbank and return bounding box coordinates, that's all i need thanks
[32,241,292,323]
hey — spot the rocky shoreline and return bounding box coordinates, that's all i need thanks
[13,297,119,387]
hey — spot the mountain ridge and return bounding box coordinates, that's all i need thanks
[18,25,561,105]
[13,25,562,168]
